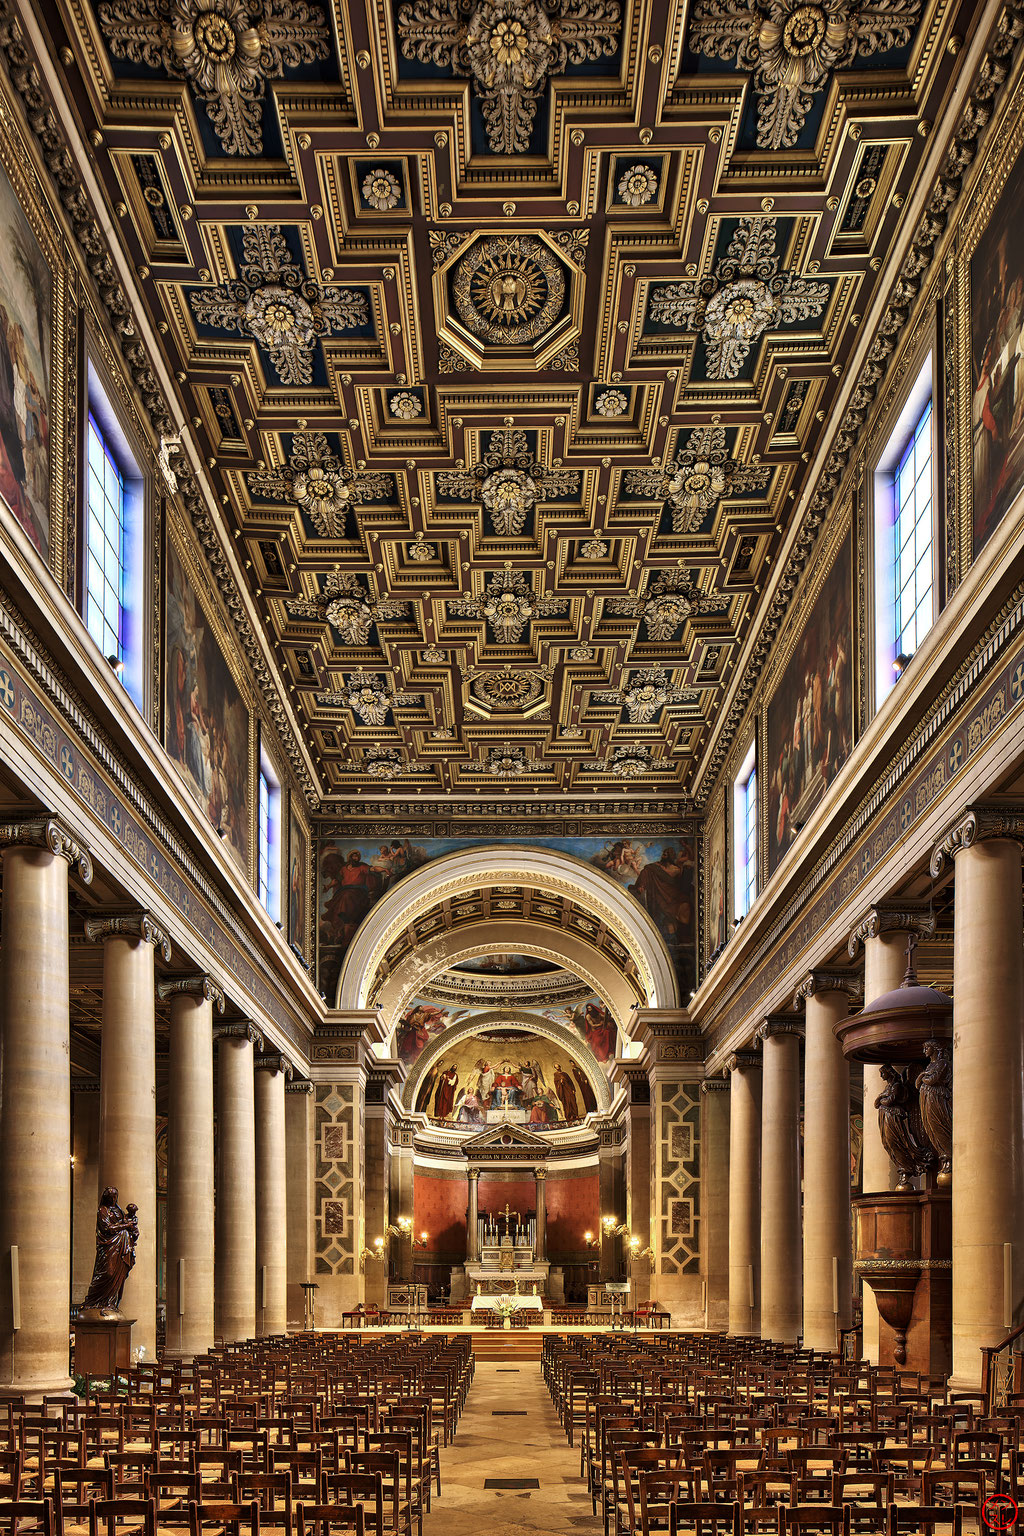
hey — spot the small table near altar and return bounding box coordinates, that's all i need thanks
[470,1293,544,1319]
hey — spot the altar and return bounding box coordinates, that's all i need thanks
[470,1292,544,1315]
[463,1201,550,1297]
[449,1122,563,1304]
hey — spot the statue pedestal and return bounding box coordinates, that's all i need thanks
[74,1317,134,1377]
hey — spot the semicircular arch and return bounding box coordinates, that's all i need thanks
[337,844,679,1029]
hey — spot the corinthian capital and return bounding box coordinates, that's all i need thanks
[0,813,93,882]
[794,970,863,1008]
[84,910,172,961]
[215,1021,264,1051]
[157,974,226,1012]
[929,802,1024,877]
[847,902,937,958]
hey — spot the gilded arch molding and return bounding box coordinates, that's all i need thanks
[336,844,680,1025]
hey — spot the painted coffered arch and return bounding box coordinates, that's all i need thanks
[337,844,679,1031]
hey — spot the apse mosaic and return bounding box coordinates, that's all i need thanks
[394,995,619,1070]
[318,834,696,1000]
[413,1027,601,1130]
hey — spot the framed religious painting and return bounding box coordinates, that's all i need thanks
[703,787,727,970]
[163,524,252,871]
[763,519,855,878]
[0,80,74,586]
[288,792,310,958]
[960,82,1024,563]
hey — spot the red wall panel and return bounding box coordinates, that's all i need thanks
[546,1172,600,1256]
[413,1168,600,1260]
[414,1174,467,1258]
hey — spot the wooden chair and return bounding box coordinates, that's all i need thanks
[294,1504,364,1536]
[886,1506,965,1536]
[667,1501,741,1536]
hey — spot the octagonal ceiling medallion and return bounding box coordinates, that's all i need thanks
[434,229,585,370]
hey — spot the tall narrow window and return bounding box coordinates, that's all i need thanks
[873,356,935,709]
[893,399,934,661]
[83,367,146,709]
[734,743,757,920]
[85,415,125,668]
[258,754,281,922]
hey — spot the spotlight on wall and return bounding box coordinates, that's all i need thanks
[106,655,125,676]
[893,652,913,678]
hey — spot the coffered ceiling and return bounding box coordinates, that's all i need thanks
[45,0,977,802]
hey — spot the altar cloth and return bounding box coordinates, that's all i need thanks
[470,1292,544,1313]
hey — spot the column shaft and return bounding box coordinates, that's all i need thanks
[255,1065,288,1337]
[72,1090,101,1303]
[285,1086,315,1328]
[535,1171,547,1262]
[951,840,1024,1387]
[700,1084,730,1329]
[802,990,853,1349]
[165,992,215,1359]
[216,1032,257,1342]
[466,1172,480,1263]
[728,1063,761,1336]
[760,1030,802,1343]
[97,936,158,1361]
[0,846,74,1393]
[860,933,906,1362]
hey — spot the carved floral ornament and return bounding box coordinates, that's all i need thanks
[616,163,659,207]
[286,572,411,644]
[396,0,622,155]
[647,217,829,380]
[688,0,923,150]
[189,226,367,387]
[607,568,729,641]
[447,565,568,644]
[97,0,331,155]
[624,426,770,533]
[464,663,553,712]
[361,169,402,211]
[437,428,580,536]
[248,432,392,539]
[596,667,697,726]
[317,673,424,727]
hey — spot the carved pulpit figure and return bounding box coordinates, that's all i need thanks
[81,1187,139,1318]
[875,1065,934,1190]
[916,1040,953,1186]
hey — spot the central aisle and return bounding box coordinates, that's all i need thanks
[423,1358,603,1536]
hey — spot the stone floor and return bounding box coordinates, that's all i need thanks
[423,1360,603,1536]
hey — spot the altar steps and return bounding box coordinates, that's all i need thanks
[468,1328,545,1361]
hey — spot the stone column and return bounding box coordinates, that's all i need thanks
[757,1018,803,1344]
[598,1138,624,1282]
[255,1053,290,1337]
[848,904,936,1361]
[159,975,222,1360]
[931,807,1024,1388]
[72,1082,101,1303]
[389,1120,415,1284]
[796,970,861,1351]
[466,1168,480,1263]
[620,1068,652,1308]
[285,1081,315,1329]
[534,1167,547,1262]
[0,814,92,1396]
[728,1051,761,1336]
[216,1022,261,1343]
[86,912,171,1364]
[700,1079,730,1329]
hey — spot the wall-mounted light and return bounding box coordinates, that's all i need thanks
[893,652,913,679]
[584,1230,599,1249]
[106,655,125,677]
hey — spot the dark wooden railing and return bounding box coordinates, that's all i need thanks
[981,1317,1024,1410]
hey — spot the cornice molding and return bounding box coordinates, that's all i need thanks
[84,909,171,961]
[847,903,938,957]
[157,974,226,1012]
[216,1021,264,1050]
[929,801,1024,876]
[755,1015,805,1044]
[0,812,93,881]
[794,970,864,1007]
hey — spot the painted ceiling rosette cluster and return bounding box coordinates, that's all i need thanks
[96,0,331,155]
[688,0,923,150]
[624,425,771,533]
[396,0,622,154]
[437,427,580,536]
[647,217,830,379]
[248,432,393,538]
[189,225,368,386]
